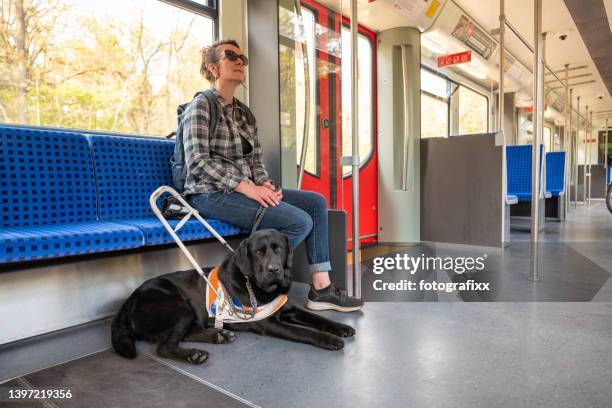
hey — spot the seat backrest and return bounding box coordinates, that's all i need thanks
[545,152,566,192]
[87,134,175,219]
[506,144,544,195]
[0,126,97,227]
[506,145,532,195]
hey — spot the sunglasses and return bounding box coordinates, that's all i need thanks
[223,49,249,66]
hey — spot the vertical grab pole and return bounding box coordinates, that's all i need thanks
[563,81,574,211]
[605,118,609,189]
[498,0,505,138]
[499,0,507,244]
[588,110,593,206]
[529,0,543,281]
[540,32,547,198]
[605,118,609,188]
[583,105,588,204]
[574,96,580,208]
[350,0,361,298]
[563,65,569,152]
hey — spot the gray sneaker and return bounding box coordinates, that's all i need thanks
[306,283,363,312]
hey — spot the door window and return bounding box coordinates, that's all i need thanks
[341,29,374,176]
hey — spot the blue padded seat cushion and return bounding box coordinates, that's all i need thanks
[0,221,143,264]
[545,152,565,197]
[114,218,243,246]
[87,135,175,219]
[0,126,97,227]
[506,144,544,202]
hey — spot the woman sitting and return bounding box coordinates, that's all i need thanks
[179,39,363,312]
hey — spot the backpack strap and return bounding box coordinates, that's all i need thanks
[170,89,219,193]
[200,88,219,136]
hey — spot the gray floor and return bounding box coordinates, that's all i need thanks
[357,204,612,302]
[1,290,610,408]
[510,200,612,242]
[1,205,611,407]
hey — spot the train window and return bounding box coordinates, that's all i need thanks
[293,7,318,176]
[517,111,533,144]
[422,93,449,138]
[279,3,318,177]
[421,69,450,138]
[454,86,488,135]
[543,126,552,152]
[1,0,216,136]
[341,30,374,176]
[421,67,489,138]
[421,69,449,99]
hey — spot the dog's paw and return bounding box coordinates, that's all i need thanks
[316,333,345,351]
[215,329,236,344]
[326,323,355,338]
[186,349,209,365]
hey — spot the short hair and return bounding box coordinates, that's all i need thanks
[200,39,241,82]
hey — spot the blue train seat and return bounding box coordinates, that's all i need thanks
[545,152,566,197]
[87,134,243,246]
[0,126,143,263]
[506,144,550,202]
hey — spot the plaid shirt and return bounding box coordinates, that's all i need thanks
[181,88,272,194]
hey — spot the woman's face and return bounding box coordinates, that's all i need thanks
[211,44,246,84]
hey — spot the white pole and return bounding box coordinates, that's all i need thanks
[583,105,588,204]
[605,118,609,189]
[350,0,361,298]
[499,0,507,244]
[530,0,543,281]
[574,96,580,208]
[566,85,572,211]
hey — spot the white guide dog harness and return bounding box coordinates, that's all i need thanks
[206,267,287,324]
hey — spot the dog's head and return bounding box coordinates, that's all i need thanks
[232,229,293,293]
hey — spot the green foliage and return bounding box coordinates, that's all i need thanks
[1,0,211,136]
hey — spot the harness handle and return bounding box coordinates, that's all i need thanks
[150,185,266,323]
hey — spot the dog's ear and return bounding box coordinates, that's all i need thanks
[233,238,252,276]
[283,234,293,270]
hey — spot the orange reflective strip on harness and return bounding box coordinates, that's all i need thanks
[206,267,287,323]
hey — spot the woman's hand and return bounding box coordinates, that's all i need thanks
[236,181,282,207]
[262,181,283,201]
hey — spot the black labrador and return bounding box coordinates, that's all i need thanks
[111,229,355,364]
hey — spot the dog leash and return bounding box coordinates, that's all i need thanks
[250,206,267,236]
[219,205,267,322]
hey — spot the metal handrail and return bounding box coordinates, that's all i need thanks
[401,45,413,191]
[502,18,592,127]
[295,0,311,190]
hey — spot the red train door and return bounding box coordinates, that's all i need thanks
[297,0,378,250]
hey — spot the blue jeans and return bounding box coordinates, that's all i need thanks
[190,189,331,273]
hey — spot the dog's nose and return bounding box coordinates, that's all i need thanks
[267,264,280,273]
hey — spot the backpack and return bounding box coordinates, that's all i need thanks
[170,89,257,193]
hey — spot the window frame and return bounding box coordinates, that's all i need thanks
[160,0,218,38]
[160,0,218,19]
[340,26,376,179]
[283,3,377,180]
[420,65,489,138]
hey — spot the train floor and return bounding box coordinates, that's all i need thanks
[1,204,611,407]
